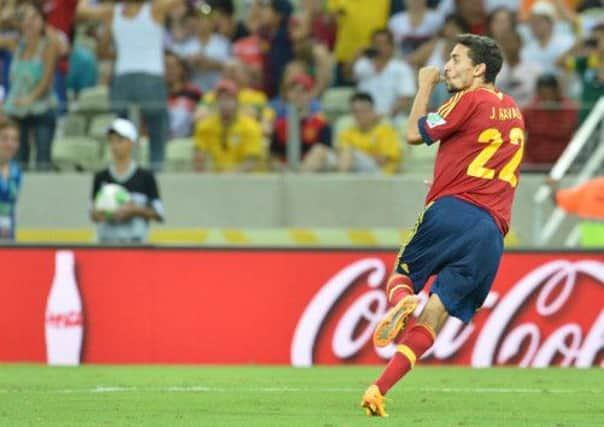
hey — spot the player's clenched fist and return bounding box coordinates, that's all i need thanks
[418,66,442,87]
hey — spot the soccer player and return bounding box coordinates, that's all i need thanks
[361,34,525,417]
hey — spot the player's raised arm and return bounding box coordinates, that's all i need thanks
[406,66,441,145]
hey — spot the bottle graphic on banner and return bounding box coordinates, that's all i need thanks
[45,250,84,365]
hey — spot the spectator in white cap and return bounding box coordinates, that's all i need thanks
[520,1,575,74]
[90,118,165,244]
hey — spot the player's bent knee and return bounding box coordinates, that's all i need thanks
[417,293,449,335]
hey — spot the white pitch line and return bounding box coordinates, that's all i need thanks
[0,386,596,394]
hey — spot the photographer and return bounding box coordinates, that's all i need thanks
[558,23,604,124]
[352,28,415,121]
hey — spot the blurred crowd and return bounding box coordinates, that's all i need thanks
[0,0,603,173]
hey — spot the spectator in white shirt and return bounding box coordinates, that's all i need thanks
[187,4,231,92]
[520,1,574,75]
[164,7,200,58]
[497,30,542,107]
[388,0,444,55]
[353,29,416,119]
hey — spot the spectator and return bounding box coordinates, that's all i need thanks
[77,0,182,171]
[337,92,400,173]
[521,1,574,74]
[232,0,265,80]
[297,0,337,51]
[353,28,416,119]
[497,30,542,107]
[259,0,294,98]
[166,51,202,138]
[388,0,444,55]
[559,24,604,123]
[455,0,488,35]
[327,0,390,85]
[209,0,251,42]
[407,14,469,109]
[284,16,334,99]
[197,59,274,135]
[269,72,322,120]
[90,118,165,244]
[312,92,402,174]
[2,2,59,171]
[66,43,99,96]
[270,73,332,172]
[0,117,21,241]
[486,7,518,41]
[194,79,265,173]
[164,5,200,58]
[187,2,231,93]
[41,0,78,113]
[522,74,578,168]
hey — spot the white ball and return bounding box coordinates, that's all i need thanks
[94,183,131,214]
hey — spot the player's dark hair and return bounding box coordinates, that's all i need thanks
[371,28,395,46]
[350,92,374,106]
[455,34,503,84]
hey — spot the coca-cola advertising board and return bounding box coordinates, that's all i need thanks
[0,248,602,367]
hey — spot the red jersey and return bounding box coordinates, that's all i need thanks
[418,87,525,235]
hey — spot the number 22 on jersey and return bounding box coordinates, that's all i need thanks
[467,127,524,188]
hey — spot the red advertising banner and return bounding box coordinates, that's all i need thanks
[0,248,602,367]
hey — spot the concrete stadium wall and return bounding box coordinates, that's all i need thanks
[17,173,573,246]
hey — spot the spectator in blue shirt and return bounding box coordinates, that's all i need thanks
[0,117,21,241]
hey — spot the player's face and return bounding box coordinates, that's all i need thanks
[444,44,479,93]
[108,133,133,161]
[0,127,18,163]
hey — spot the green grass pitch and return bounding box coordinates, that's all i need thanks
[1,365,602,426]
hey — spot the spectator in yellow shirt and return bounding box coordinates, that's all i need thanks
[326,0,390,83]
[304,92,402,173]
[194,79,265,173]
[337,92,401,173]
[195,59,275,136]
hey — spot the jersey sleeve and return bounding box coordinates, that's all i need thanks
[418,91,474,145]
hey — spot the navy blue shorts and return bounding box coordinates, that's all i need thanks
[395,196,504,323]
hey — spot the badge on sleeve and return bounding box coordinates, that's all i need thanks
[426,112,446,128]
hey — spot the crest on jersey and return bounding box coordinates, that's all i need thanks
[426,112,446,128]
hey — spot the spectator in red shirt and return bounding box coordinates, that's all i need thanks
[297,0,336,51]
[522,73,578,170]
[270,73,332,172]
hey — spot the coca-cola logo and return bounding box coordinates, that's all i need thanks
[46,311,83,328]
[291,258,604,367]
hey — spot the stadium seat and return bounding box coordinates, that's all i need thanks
[51,136,102,172]
[165,138,195,171]
[333,114,355,143]
[321,87,355,123]
[88,113,117,141]
[69,85,110,114]
[60,113,88,137]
